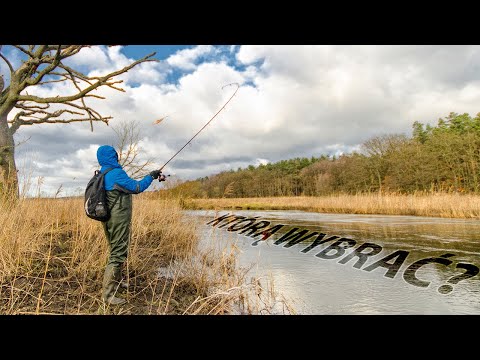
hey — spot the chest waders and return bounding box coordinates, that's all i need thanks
[101,190,132,305]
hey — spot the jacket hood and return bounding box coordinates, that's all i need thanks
[97,145,121,169]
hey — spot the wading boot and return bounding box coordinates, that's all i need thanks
[117,279,128,295]
[118,267,129,292]
[102,264,127,306]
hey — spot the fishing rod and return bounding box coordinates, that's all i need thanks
[156,82,240,181]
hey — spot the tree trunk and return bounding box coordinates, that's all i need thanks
[0,104,18,199]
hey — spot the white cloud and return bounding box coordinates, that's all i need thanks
[65,46,111,69]
[166,45,215,70]
[236,45,265,64]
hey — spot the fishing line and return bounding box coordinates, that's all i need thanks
[158,82,240,172]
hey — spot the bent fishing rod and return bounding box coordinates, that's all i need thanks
[156,82,240,181]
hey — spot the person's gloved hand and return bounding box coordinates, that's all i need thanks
[150,170,161,179]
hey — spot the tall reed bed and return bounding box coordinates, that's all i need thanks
[0,196,289,314]
[183,193,480,219]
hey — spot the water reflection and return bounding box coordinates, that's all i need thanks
[186,210,480,314]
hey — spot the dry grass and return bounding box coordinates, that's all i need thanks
[0,195,290,315]
[183,193,480,219]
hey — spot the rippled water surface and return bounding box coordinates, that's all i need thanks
[185,210,480,314]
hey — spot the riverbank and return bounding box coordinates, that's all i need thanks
[181,194,480,219]
[0,196,283,314]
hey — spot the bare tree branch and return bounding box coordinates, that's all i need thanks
[12,45,35,58]
[57,64,94,85]
[25,45,63,86]
[9,110,112,134]
[33,45,49,58]
[16,103,50,110]
[17,52,157,104]
[0,52,14,75]
[112,119,157,178]
[64,66,97,131]
[36,78,70,85]
[84,94,106,99]
[9,49,157,133]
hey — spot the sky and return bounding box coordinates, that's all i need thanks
[2,45,480,197]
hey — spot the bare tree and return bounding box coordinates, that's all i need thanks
[0,45,157,198]
[111,119,157,179]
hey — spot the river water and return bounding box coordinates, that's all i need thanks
[184,210,480,315]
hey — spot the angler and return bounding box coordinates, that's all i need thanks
[96,145,166,306]
[93,83,239,305]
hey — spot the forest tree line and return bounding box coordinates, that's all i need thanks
[164,112,480,198]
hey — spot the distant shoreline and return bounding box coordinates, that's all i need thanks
[180,194,480,219]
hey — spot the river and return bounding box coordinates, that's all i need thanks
[184,209,480,315]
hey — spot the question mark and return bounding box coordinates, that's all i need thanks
[438,263,479,294]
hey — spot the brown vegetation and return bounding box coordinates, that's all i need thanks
[182,193,480,219]
[0,195,289,314]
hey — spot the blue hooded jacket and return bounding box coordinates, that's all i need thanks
[97,145,153,193]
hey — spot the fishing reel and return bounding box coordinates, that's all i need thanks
[158,171,170,182]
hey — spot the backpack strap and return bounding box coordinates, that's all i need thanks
[101,167,121,212]
[102,167,114,175]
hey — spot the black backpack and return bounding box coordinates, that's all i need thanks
[84,168,116,222]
